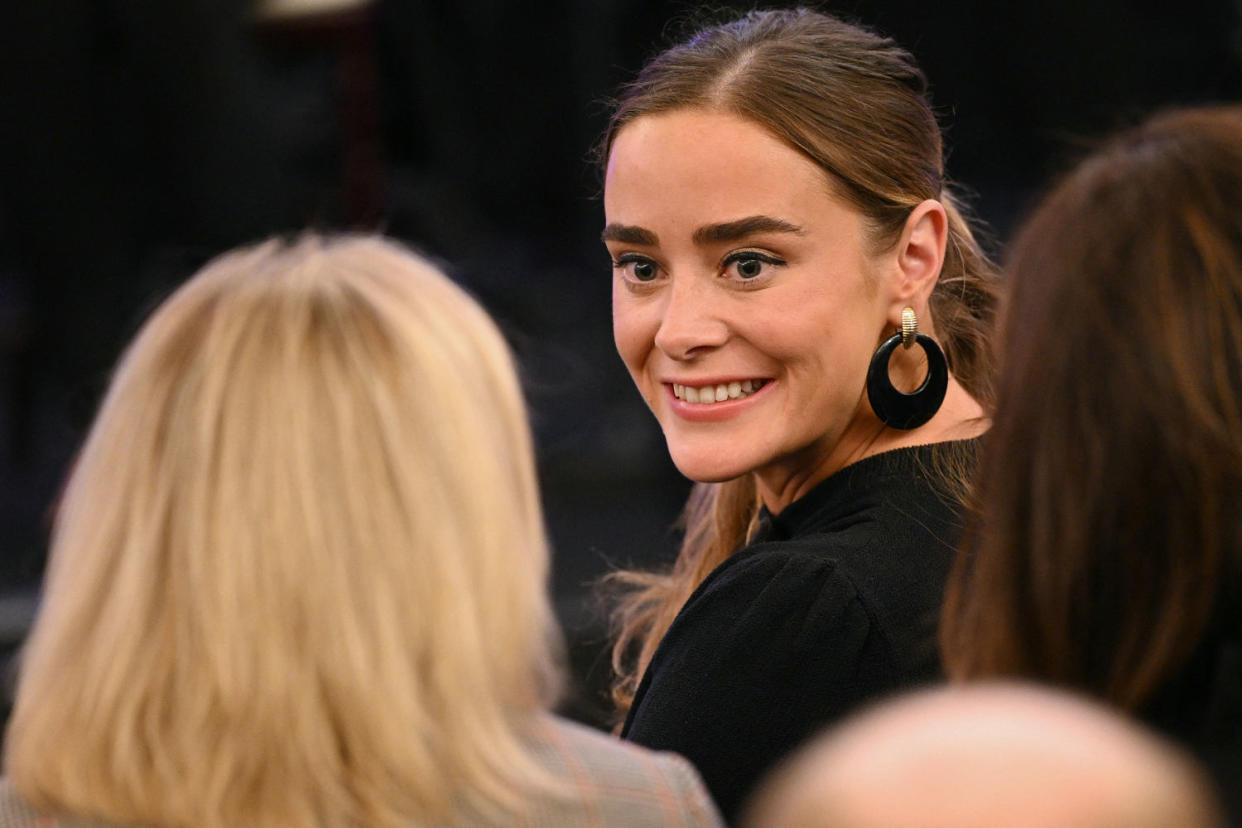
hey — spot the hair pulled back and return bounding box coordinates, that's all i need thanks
[603,7,999,715]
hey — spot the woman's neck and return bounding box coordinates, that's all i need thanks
[754,376,987,514]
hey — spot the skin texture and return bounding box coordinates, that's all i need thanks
[605,109,984,512]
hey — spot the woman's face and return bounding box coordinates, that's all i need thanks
[605,109,897,498]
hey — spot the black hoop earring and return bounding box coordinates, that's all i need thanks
[865,311,948,430]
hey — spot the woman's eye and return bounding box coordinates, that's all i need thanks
[614,255,660,282]
[736,257,765,279]
[723,252,784,281]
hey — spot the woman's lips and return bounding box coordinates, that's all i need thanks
[665,378,774,421]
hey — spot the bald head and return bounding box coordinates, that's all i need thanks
[745,682,1222,827]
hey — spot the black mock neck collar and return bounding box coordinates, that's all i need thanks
[754,440,976,543]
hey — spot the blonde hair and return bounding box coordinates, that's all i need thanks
[602,7,998,716]
[4,234,565,826]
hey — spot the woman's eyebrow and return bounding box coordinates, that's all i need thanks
[693,215,804,244]
[601,224,659,245]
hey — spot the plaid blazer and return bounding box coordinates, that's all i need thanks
[0,716,722,828]
[515,715,723,827]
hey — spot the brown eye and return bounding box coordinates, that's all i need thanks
[736,257,764,279]
[723,251,784,282]
[633,260,657,281]
[614,254,660,283]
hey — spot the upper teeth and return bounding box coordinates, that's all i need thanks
[673,379,766,403]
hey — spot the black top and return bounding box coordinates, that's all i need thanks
[621,441,974,822]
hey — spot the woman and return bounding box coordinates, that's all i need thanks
[941,107,1242,802]
[600,8,999,819]
[0,235,722,827]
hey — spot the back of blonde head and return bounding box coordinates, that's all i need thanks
[5,235,563,826]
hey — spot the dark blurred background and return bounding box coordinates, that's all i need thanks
[1,0,1240,732]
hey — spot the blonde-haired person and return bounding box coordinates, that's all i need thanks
[0,234,722,828]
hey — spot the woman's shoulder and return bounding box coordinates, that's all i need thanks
[521,715,723,828]
[637,544,877,691]
[699,511,946,621]
[664,482,956,675]
[705,441,971,624]
[691,537,863,630]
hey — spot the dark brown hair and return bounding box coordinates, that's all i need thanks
[941,105,1242,711]
[601,7,1000,716]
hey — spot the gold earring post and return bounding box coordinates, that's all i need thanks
[900,307,918,349]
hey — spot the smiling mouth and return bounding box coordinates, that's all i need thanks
[672,379,769,404]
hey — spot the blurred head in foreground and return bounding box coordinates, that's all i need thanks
[4,235,562,825]
[744,682,1223,827]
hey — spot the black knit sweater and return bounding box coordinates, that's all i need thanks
[622,440,974,822]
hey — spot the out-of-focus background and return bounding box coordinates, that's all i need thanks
[1,0,1240,733]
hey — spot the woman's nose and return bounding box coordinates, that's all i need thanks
[653,276,729,361]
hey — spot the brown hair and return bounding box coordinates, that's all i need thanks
[601,7,1000,716]
[940,106,1242,711]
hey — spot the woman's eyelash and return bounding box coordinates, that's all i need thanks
[722,251,785,265]
[722,251,786,278]
[609,250,783,283]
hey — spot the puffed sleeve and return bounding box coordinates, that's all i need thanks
[621,544,901,822]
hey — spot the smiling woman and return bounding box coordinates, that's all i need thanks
[598,8,1000,821]
[606,108,939,495]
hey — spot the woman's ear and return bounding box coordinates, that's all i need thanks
[888,199,947,322]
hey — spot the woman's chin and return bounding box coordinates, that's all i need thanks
[667,447,757,484]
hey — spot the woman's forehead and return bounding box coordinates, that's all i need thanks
[604,110,842,226]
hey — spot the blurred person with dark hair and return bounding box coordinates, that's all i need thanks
[940,105,1242,811]
[0,234,722,827]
